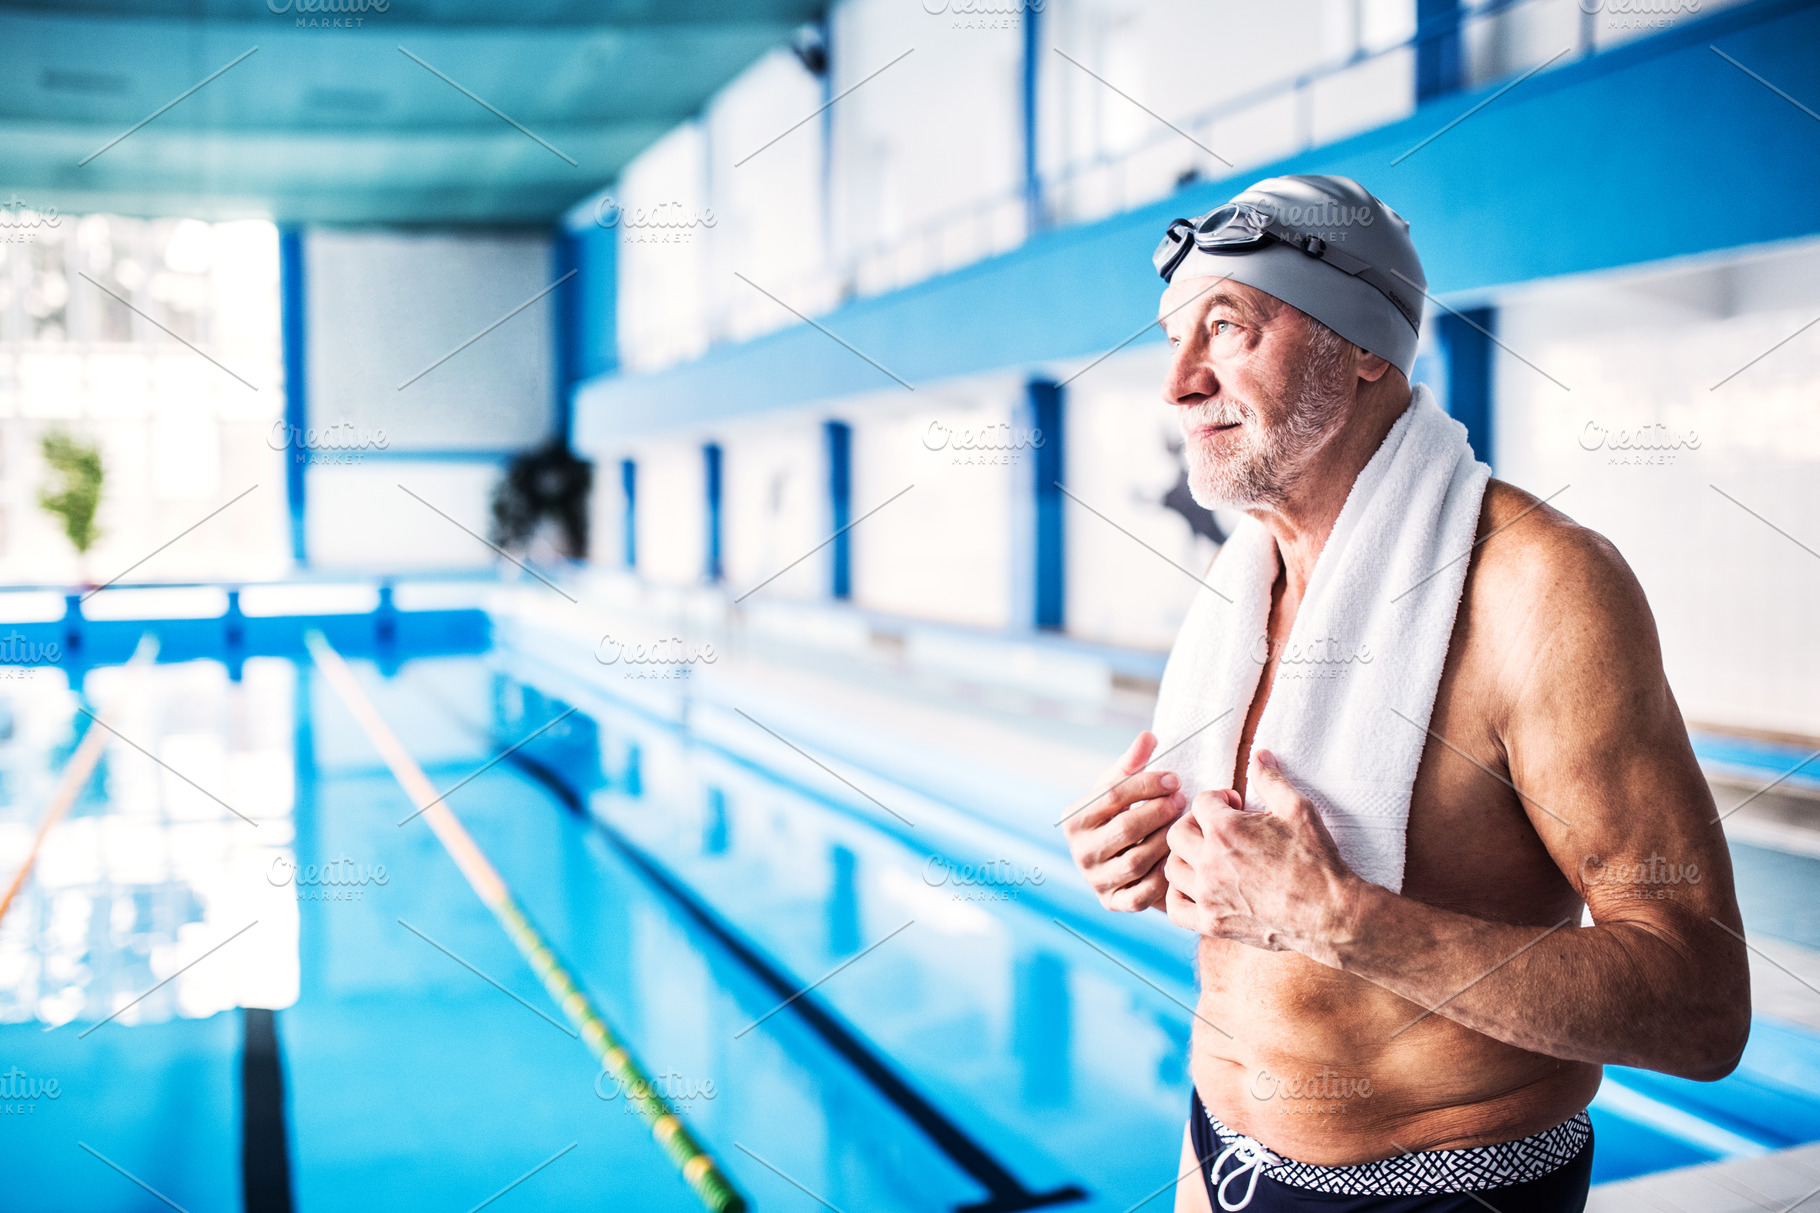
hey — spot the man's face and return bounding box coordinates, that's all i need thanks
[1156,276,1356,511]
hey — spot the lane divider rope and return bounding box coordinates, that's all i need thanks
[0,633,159,931]
[304,630,746,1213]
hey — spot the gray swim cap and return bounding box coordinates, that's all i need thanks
[1153,175,1425,376]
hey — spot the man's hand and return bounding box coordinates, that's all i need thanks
[1163,749,1362,962]
[1064,732,1186,913]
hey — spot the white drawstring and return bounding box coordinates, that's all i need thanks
[1212,1135,1281,1211]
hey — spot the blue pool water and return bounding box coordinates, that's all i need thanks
[0,643,1815,1209]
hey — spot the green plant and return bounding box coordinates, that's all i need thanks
[38,430,104,555]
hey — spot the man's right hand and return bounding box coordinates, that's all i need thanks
[1064,731,1187,913]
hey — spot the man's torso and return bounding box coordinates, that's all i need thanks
[1187,480,1600,1165]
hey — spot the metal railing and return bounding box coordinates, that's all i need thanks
[626,0,1635,371]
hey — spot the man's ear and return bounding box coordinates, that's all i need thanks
[1357,351,1392,383]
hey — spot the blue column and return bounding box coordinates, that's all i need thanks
[1013,950,1071,1106]
[1415,0,1463,102]
[554,218,619,448]
[1437,307,1495,469]
[1030,379,1065,631]
[703,443,723,583]
[827,844,859,957]
[620,458,637,569]
[825,420,852,600]
[279,228,307,566]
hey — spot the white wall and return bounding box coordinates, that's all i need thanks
[1060,343,1212,651]
[721,418,826,600]
[1494,240,1820,737]
[304,463,500,574]
[616,48,828,372]
[631,441,707,587]
[847,383,1022,628]
[1042,0,1414,225]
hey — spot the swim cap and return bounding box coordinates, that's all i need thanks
[1153,175,1425,376]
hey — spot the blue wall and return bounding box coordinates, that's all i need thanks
[573,0,1820,442]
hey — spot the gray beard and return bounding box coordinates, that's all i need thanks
[1183,384,1350,511]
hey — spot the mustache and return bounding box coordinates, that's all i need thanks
[1180,401,1252,429]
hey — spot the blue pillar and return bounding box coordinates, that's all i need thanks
[554,218,619,448]
[1030,379,1065,631]
[827,844,859,957]
[279,228,307,566]
[1438,307,1495,469]
[702,786,729,856]
[825,421,852,600]
[1021,0,1042,234]
[703,443,723,583]
[620,458,637,569]
[1013,950,1071,1106]
[1415,0,1463,102]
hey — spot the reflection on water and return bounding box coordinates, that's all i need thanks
[0,657,299,1028]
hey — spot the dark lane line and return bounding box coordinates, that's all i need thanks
[471,706,1090,1213]
[241,1007,295,1213]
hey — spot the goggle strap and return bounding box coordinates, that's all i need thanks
[1262,219,1422,334]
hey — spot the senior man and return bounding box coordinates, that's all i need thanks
[1062,175,1749,1212]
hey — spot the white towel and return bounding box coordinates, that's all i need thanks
[1150,384,1490,893]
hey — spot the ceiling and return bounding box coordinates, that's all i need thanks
[0,0,824,227]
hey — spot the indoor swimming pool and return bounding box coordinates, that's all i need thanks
[3,637,1818,1211]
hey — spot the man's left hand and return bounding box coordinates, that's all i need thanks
[1163,749,1362,964]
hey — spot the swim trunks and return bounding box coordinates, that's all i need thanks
[1189,1088,1592,1211]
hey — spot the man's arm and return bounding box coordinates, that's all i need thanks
[1163,513,1751,1080]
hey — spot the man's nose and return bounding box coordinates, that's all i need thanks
[1164,344,1214,408]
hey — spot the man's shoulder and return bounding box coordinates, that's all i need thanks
[1464,479,1655,657]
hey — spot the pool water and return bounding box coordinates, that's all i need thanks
[0,646,1815,1210]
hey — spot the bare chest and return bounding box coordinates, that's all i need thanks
[1232,578,1570,913]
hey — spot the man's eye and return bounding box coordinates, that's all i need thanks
[1214,320,1234,336]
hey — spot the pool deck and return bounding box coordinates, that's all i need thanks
[1588,1140,1820,1211]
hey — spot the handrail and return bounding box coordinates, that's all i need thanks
[631,0,1592,368]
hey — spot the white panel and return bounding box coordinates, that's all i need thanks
[721,420,826,601]
[305,230,555,452]
[238,583,379,617]
[634,442,706,586]
[307,462,503,572]
[82,586,229,620]
[849,391,1015,629]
